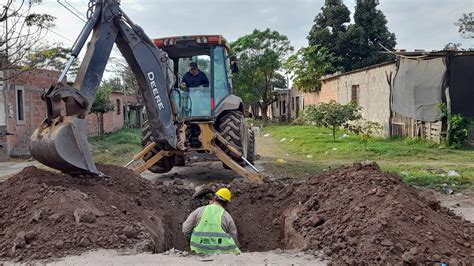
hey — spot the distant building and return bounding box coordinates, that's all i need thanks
[300,50,474,143]
[269,87,304,121]
[304,61,396,136]
[0,67,141,161]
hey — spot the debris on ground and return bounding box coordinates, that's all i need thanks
[0,163,473,264]
[447,170,461,177]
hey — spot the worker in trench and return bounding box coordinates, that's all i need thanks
[182,188,241,254]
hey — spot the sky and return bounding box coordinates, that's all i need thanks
[32,0,473,53]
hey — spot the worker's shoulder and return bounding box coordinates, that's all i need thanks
[222,209,235,220]
[194,205,207,212]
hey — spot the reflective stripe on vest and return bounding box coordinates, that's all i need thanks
[190,204,240,254]
[190,242,238,251]
[192,232,233,238]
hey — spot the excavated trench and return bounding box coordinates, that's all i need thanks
[1,164,474,264]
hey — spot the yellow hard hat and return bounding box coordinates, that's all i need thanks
[215,188,232,202]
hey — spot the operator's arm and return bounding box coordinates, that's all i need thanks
[222,211,239,247]
[201,72,209,87]
[181,72,191,88]
[182,206,204,241]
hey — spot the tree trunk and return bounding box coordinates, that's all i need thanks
[97,113,104,135]
[95,113,100,136]
[332,126,336,142]
[261,105,269,121]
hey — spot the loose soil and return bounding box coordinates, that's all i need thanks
[0,163,473,264]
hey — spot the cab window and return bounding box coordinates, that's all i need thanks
[178,55,211,85]
[213,46,230,106]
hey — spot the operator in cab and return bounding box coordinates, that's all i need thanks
[182,188,241,254]
[180,62,209,88]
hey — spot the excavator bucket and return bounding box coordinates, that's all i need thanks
[30,116,98,175]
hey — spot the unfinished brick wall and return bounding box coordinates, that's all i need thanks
[86,91,139,136]
[1,68,139,160]
[5,69,59,157]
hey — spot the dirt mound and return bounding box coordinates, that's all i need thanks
[215,163,474,264]
[1,163,473,264]
[0,165,193,260]
[289,163,474,264]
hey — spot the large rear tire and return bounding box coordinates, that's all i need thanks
[218,111,248,167]
[141,120,174,173]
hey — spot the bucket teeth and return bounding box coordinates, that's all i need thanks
[30,116,98,175]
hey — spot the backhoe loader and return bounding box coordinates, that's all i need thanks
[29,0,262,182]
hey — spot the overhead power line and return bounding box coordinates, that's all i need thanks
[57,0,87,22]
[48,28,75,43]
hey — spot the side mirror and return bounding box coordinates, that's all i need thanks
[230,62,239,74]
[230,55,239,74]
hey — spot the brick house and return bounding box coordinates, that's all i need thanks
[0,68,60,159]
[0,68,140,161]
[85,91,140,136]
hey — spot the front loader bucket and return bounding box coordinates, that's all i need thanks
[30,116,98,175]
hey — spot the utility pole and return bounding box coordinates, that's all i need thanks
[286,75,291,122]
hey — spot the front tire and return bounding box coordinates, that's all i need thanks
[217,111,248,167]
[141,120,175,173]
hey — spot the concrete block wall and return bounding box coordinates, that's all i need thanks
[303,78,338,106]
[300,62,396,137]
[337,63,396,136]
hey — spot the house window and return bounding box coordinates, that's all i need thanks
[116,99,121,115]
[16,87,25,123]
[351,85,359,104]
[281,100,286,115]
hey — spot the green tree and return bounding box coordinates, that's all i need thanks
[307,0,350,71]
[343,0,396,71]
[1,0,56,80]
[285,45,339,92]
[302,100,361,141]
[455,12,473,39]
[91,83,115,135]
[231,28,293,120]
[22,44,80,78]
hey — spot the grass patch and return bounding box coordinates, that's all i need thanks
[263,125,474,190]
[90,128,141,165]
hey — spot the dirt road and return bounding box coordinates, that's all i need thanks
[47,249,324,265]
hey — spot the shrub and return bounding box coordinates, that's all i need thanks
[302,100,361,141]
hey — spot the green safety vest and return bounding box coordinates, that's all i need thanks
[190,204,241,254]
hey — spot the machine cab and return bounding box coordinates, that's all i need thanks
[154,35,236,119]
